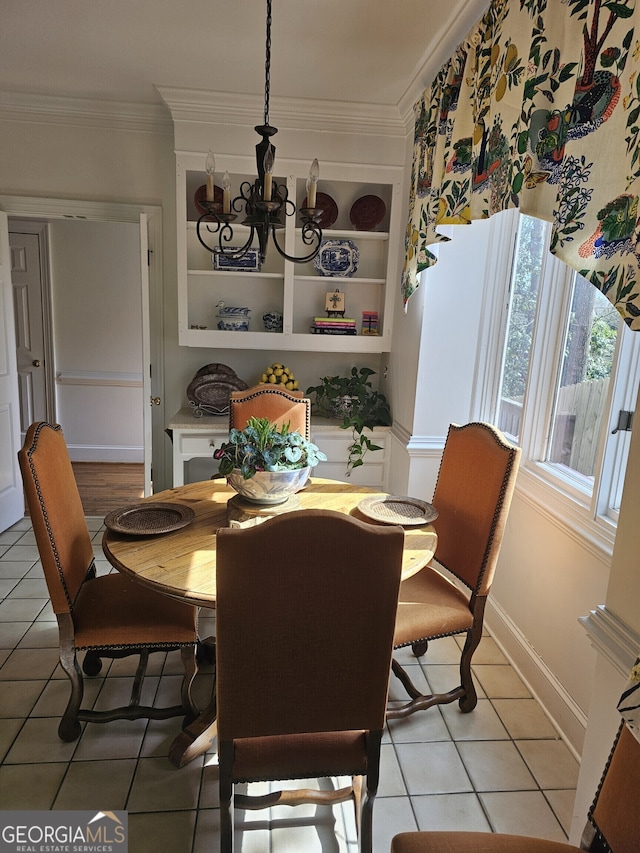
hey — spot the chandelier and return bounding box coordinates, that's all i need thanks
[196,0,322,265]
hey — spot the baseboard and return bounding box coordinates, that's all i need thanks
[67,445,144,464]
[485,597,587,760]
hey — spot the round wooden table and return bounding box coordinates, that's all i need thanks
[103,477,438,766]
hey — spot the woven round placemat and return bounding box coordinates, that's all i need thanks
[357,495,438,527]
[104,502,195,536]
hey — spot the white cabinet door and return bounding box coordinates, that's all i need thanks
[0,212,25,531]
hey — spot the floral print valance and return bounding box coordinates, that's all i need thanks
[403,0,640,330]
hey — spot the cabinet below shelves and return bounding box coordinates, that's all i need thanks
[167,408,390,488]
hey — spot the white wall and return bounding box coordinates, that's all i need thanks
[49,219,143,461]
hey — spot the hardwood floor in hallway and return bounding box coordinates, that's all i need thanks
[71,461,145,516]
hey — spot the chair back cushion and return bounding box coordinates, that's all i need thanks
[229,384,311,440]
[18,422,94,614]
[589,722,640,853]
[432,422,520,595]
[215,509,404,740]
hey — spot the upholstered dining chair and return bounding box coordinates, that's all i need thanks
[228,383,311,439]
[391,720,640,853]
[215,509,405,853]
[18,421,199,742]
[388,422,520,720]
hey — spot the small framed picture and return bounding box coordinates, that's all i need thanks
[325,289,345,315]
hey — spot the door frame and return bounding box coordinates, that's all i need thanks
[8,219,56,426]
[0,194,165,492]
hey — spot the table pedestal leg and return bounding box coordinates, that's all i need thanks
[169,636,217,768]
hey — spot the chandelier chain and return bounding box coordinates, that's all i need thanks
[263,0,272,127]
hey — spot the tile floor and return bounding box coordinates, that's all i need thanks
[0,515,580,853]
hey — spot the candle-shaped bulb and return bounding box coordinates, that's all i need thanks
[205,149,216,201]
[263,145,274,201]
[222,171,231,214]
[306,158,319,208]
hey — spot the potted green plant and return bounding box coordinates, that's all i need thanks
[214,416,327,504]
[306,367,391,472]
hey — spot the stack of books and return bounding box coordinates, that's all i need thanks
[310,316,357,335]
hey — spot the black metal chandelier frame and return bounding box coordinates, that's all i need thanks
[195,0,322,265]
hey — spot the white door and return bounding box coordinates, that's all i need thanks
[9,229,49,436]
[0,212,25,530]
[139,213,152,495]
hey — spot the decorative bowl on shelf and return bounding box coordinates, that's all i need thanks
[216,316,250,331]
[263,311,283,332]
[313,239,360,277]
[227,466,311,505]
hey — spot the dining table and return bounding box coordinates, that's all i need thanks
[102,476,438,768]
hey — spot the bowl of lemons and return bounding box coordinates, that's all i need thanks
[260,362,299,392]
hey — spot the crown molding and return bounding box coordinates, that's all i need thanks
[0,91,172,134]
[156,87,407,139]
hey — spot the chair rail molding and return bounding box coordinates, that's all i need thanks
[580,605,640,678]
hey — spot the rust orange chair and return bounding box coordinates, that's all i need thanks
[18,421,199,742]
[389,422,520,720]
[215,509,404,853]
[228,383,311,439]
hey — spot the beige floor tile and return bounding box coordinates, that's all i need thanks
[199,759,220,809]
[0,646,60,681]
[192,807,221,853]
[472,664,531,698]
[4,716,78,764]
[16,620,59,648]
[92,675,160,711]
[440,698,510,740]
[378,742,407,797]
[516,739,580,789]
[421,663,487,700]
[8,577,49,598]
[457,741,537,791]
[0,621,31,649]
[545,789,577,836]
[0,718,24,762]
[414,635,464,665]
[372,796,418,853]
[0,761,68,809]
[73,717,148,761]
[395,741,472,795]
[0,561,34,578]
[480,790,568,841]
[30,675,102,717]
[492,698,560,739]
[412,792,492,831]
[1,679,46,717]
[140,715,188,759]
[457,635,509,665]
[129,810,197,853]
[2,544,43,563]
[54,757,137,810]
[0,598,48,623]
[387,706,450,744]
[127,755,204,811]
[0,578,18,597]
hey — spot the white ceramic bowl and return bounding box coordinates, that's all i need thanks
[227,467,311,505]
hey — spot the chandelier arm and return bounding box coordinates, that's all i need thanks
[270,222,322,264]
[217,226,256,259]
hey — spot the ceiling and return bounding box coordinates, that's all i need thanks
[1,0,488,118]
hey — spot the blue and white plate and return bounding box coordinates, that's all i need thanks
[313,239,359,278]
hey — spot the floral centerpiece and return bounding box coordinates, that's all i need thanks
[214,416,327,504]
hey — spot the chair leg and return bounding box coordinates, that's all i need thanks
[57,620,83,742]
[219,741,235,853]
[180,644,199,719]
[458,598,485,713]
[359,731,382,853]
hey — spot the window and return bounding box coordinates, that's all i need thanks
[488,211,640,544]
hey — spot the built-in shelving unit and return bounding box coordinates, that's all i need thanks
[176,153,402,353]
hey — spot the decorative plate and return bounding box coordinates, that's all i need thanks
[357,495,439,527]
[212,249,261,272]
[187,365,248,416]
[302,191,338,229]
[104,503,195,536]
[350,195,386,231]
[194,184,224,215]
[313,239,360,277]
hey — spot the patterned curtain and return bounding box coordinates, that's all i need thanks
[403,0,640,331]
